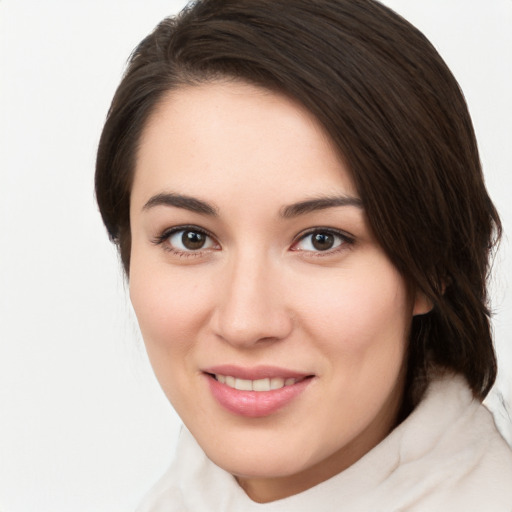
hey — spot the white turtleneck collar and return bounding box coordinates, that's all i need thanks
[137,373,512,511]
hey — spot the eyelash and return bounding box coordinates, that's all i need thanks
[152,225,354,258]
[151,225,219,258]
[291,228,354,257]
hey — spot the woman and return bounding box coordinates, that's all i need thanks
[95,0,512,509]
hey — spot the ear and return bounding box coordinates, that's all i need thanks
[412,290,433,316]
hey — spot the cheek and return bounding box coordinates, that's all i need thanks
[128,257,213,367]
[303,265,410,421]
[296,263,411,357]
[128,263,216,414]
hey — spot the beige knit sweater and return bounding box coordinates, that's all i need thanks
[137,373,512,511]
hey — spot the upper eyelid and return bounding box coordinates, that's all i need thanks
[152,224,219,248]
[152,225,354,250]
[294,226,354,242]
[290,228,355,255]
[160,224,216,239]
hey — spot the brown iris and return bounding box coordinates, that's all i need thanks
[182,230,207,250]
[311,232,335,251]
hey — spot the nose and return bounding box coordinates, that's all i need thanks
[211,251,293,348]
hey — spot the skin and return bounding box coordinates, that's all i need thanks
[129,81,430,503]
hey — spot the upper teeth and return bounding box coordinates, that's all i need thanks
[215,375,298,391]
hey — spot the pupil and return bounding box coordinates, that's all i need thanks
[182,231,205,250]
[312,233,334,251]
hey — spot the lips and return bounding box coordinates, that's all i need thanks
[203,365,314,417]
[214,374,303,391]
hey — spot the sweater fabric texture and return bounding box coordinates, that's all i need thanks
[137,373,512,511]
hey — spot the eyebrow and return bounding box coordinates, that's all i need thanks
[280,195,363,218]
[142,192,218,216]
[142,192,363,218]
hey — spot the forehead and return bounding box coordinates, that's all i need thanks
[132,81,358,210]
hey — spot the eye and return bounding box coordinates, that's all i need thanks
[292,229,351,253]
[169,229,215,251]
[153,226,219,254]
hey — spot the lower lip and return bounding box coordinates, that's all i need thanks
[206,375,312,418]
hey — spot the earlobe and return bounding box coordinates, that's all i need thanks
[412,291,433,316]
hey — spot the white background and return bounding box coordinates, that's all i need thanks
[0,1,511,511]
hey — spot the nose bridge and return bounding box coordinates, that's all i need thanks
[213,246,292,346]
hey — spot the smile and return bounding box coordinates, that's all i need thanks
[204,368,314,417]
[214,374,303,391]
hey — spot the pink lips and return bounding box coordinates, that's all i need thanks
[204,365,313,418]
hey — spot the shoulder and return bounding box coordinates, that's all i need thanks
[135,374,512,511]
[135,458,186,512]
[135,427,245,512]
[384,372,512,510]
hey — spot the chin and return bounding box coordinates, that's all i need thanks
[193,426,314,478]
[213,451,310,480]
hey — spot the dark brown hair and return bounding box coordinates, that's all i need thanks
[95,0,501,405]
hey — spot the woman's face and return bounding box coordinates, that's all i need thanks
[129,82,428,502]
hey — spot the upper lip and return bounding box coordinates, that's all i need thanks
[203,364,312,380]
